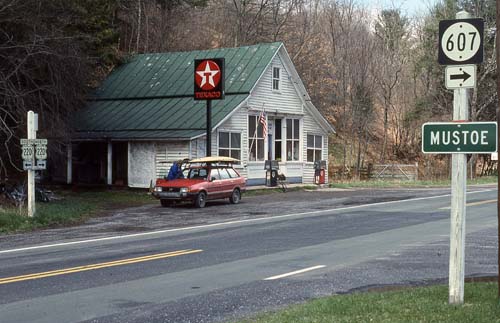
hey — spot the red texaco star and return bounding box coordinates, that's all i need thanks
[196,61,219,89]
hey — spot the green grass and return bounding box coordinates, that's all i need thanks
[237,282,500,323]
[330,176,498,189]
[0,190,155,234]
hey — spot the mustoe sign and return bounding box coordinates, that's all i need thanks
[422,122,497,153]
[194,58,224,100]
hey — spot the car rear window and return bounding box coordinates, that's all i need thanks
[227,168,239,178]
[218,168,231,180]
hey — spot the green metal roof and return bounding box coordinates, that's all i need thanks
[74,42,282,140]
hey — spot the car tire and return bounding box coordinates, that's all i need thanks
[229,189,241,204]
[194,191,207,208]
[160,199,172,207]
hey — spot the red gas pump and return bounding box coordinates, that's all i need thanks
[314,160,326,184]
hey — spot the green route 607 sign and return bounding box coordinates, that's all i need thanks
[422,122,497,154]
[438,18,484,65]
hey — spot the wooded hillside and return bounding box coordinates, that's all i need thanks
[0,0,497,181]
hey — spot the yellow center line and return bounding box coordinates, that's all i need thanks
[0,249,203,285]
[439,199,497,210]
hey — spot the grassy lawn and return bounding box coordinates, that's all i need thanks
[237,282,500,323]
[0,189,155,234]
[330,176,498,189]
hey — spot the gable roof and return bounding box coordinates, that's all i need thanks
[74,42,282,140]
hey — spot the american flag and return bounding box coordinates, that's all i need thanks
[259,111,267,137]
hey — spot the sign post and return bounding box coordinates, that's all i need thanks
[27,111,36,217]
[435,11,485,305]
[21,112,48,217]
[194,58,225,157]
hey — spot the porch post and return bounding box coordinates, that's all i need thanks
[107,142,112,186]
[66,143,72,184]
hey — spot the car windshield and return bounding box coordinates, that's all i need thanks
[187,167,208,179]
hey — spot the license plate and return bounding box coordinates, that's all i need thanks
[162,192,179,197]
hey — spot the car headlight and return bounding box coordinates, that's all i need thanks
[154,186,162,192]
[180,187,188,193]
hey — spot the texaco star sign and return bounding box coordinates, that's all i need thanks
[194,58,225,100]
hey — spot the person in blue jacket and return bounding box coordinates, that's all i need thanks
[166,160,185,180]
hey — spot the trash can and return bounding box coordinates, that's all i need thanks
[314,160,327,184]
[264,160,279,187]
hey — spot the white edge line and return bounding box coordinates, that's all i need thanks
[0,188,495,255]
[264,265,326,280]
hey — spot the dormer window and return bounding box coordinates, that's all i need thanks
[272,67,280,91]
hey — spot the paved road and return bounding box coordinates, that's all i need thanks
[0,186,497,323]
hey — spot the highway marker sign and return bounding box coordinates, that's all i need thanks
[438,18,484,65]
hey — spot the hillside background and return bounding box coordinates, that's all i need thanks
[0,0,497,181]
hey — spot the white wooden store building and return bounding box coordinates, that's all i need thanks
[71,42,335,187]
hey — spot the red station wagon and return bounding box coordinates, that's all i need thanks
[152,157,246,208]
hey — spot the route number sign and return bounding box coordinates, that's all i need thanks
[20,137,48,170]
[22,145,34,160]
[35,145,47,160]
[438,18,484,65]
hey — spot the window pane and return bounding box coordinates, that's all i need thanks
[315,150,322,161]
[249,139,256,161]
[231,133,241,148]
[315,135,322,148]
[286,119,292,138]
[231,149,241,161]
[219,168,231,179]
[286,141,292,161]
[273,67,279,78]
[293,141,300,160]
[273,79,279,90]
[248,116,256,138]
[307,135,314,148]
[257,139,264,160]
[307,149,314,162]
[294,120,300,139]
[219,132,229,148]
[275,119,281,139]
[227,168,238,178]
[211,168,220,180]
[219,149,229,157]
[257,121,263,138]
[275,142,281,160]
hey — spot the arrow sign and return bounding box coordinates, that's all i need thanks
[450,70,471,81]
[445,65,476,89]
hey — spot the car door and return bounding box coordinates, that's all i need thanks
[207,168,222,199]
[218,167,234,197]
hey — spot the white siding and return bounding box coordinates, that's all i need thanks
[215,108,248,178]
[303,113,329,184]
[128,142,156,188]
[247,55,303,115]
[155,141,190,178]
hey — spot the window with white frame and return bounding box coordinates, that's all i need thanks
[248,115,265,161]
[218,131,241,162]
[272,67,280,91]
[307,134,323,162]
[286,119,300,161]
